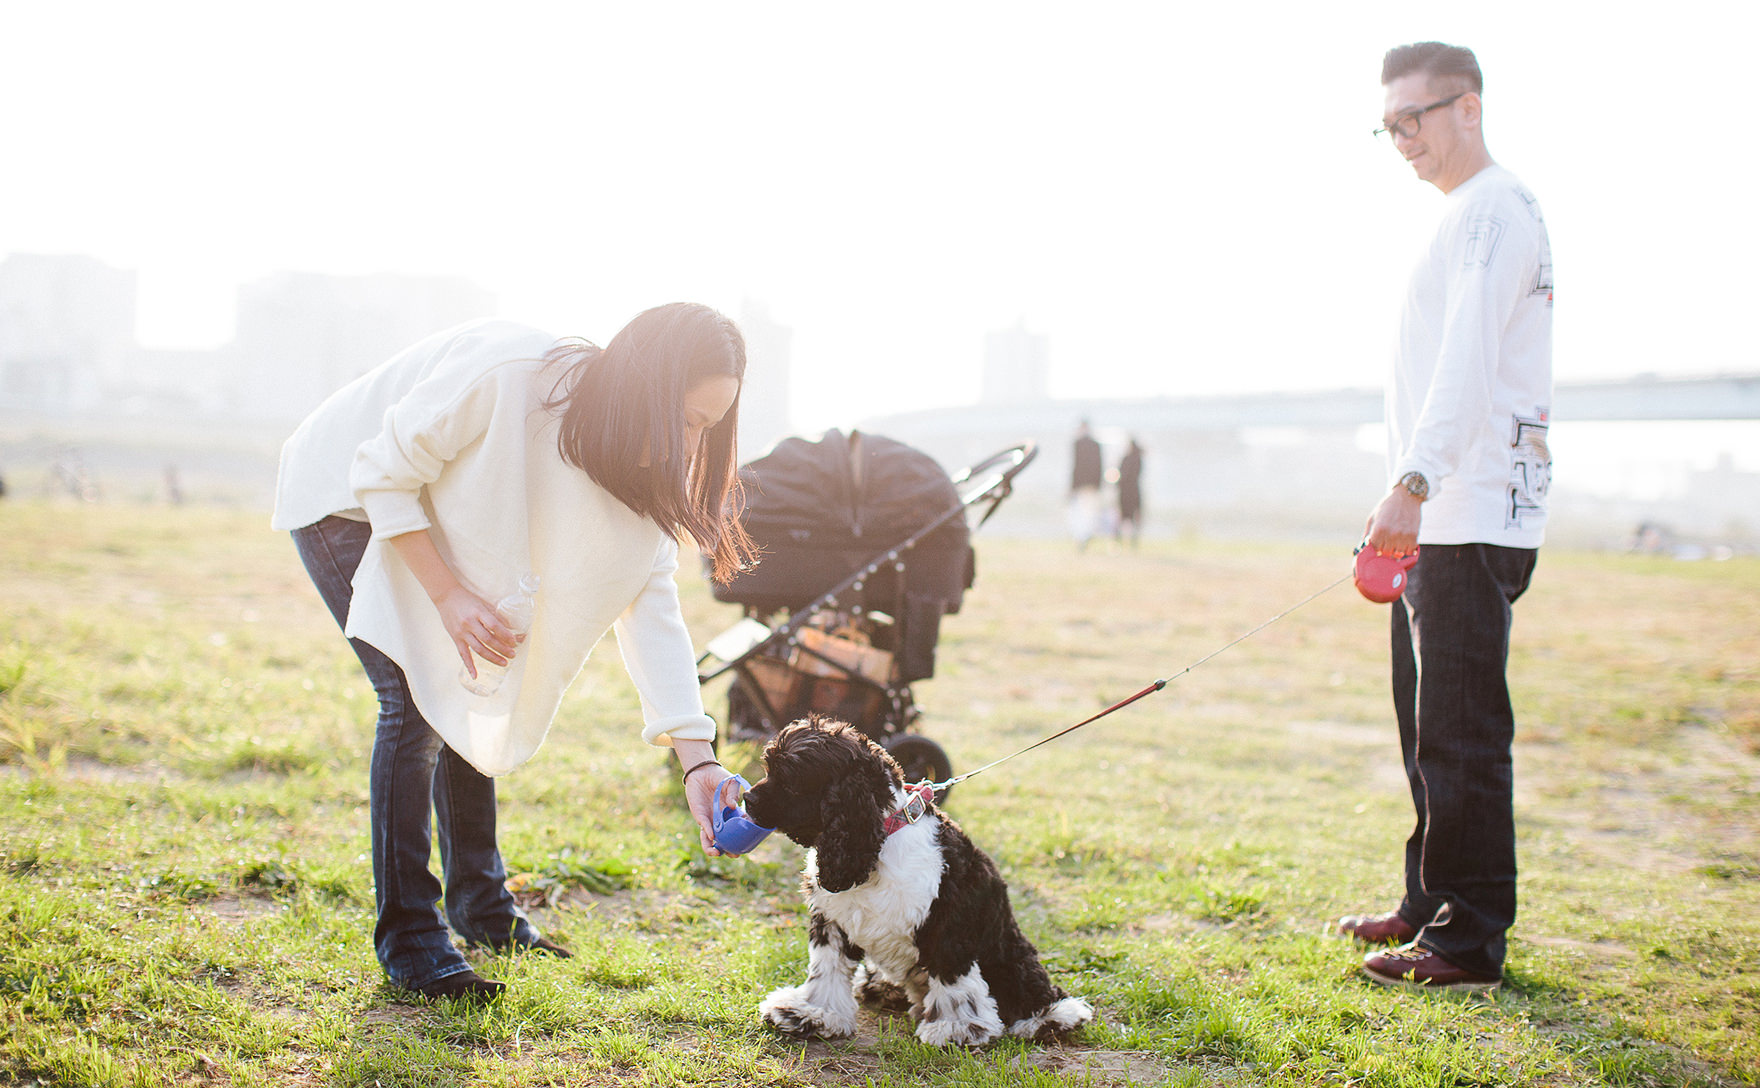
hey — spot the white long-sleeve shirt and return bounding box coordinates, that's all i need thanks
[272,319,716,776]
[1389,163,1554,548]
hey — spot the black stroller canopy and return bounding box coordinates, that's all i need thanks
[737,429,966,549]
[719,429,975,674]
[702,437,1035,786]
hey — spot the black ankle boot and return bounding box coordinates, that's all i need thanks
[483,935,574,958]
[414,968,506,1003]
[527,936,573,958]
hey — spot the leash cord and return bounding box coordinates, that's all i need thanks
[926,570,1355,794]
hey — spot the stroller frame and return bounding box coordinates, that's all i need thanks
[699,442,1036,789]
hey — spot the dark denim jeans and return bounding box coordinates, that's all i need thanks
[291,515,539,989]
[1390,543,1536,978]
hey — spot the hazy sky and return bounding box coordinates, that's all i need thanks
[4,2,1757,432]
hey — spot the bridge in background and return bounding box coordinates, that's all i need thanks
[872,374,1760,439]
[856,373,1760,542]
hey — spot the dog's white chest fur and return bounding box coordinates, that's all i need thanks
[805,818,942,976]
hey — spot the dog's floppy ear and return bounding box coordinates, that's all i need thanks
[815,765,889,893]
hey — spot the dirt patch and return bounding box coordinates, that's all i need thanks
[524,886,696,927]
[201,894,285,921]
[360,1004,428,1028]
[1285,719,1385,747]
[1284,719,1407,790]
[773,1009,1181,1087]
[1031,1047,1210,1085]
[1,753,174,784]
[783,1010,892,1084]
[1518,723,1760,878]
[1521,935,1637,961]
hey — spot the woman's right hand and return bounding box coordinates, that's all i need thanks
[435,585,524,676]
[385,530,524,676]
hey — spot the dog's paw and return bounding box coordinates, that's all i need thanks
[1047,996,1094,1031]
[760,988,857,1040]
[1009,996,1094,1039]
[915,1015,1002,1048]
[852,963,913,1013]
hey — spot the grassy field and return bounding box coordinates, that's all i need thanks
[1,501,1756,1087]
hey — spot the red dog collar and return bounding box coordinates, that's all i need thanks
[882,782,936,836]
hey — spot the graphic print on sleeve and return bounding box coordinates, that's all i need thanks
[1463,214,1507,269]
[1516,187,1554,304]
[1507,411,1551,529]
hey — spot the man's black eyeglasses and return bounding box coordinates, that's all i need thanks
[1373,92,1467,140]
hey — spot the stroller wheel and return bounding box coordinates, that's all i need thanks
[881,733,953,798]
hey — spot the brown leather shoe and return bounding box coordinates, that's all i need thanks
[1334,910,1419,944]
[1362,944,1501,992]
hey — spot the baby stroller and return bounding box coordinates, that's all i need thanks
[699,431,1035,790]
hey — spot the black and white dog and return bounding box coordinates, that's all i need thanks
[742,717,1092,1047]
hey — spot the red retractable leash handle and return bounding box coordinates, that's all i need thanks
[1352,543,1419,603]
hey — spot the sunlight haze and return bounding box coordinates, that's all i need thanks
[3,1,1755,433]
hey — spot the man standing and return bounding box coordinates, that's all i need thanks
[1336,42,1553,991]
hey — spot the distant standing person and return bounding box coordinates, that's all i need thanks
[1069,420,1103,552]
[1335,42,1553,992]
[272,305,755,1003]
[1115,437,1144,547]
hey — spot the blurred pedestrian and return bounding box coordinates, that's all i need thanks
[1069,419,1103,552]
[1115,437,1144,547]
[273,305,755,1002]
[1337,42,1553,993]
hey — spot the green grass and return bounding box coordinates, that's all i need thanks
[2,500,1757,1086]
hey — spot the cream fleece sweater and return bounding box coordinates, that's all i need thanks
[272,319,716,776]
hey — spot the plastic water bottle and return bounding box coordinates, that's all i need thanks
[459,573,540,696]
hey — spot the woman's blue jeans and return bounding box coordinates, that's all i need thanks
[1390,542,1536,978]
[292,515,539,989]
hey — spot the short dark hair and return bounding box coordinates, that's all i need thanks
[545,302,755,583]
[1381,42,1483,95]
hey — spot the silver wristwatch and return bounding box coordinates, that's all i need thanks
[1398,471,1430,501]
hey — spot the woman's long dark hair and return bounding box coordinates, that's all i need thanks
[544,302,755,583]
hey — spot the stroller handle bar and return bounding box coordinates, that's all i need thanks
[952,442,1037,522]
[698,441,1037,683]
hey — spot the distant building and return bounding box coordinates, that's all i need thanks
[982,319,1049,404]
[738,300,793,457]
[0,254,138,413]
[0,255,496,423]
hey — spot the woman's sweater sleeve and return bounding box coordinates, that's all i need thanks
[349,362,505,541]
[614,536,717,746]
